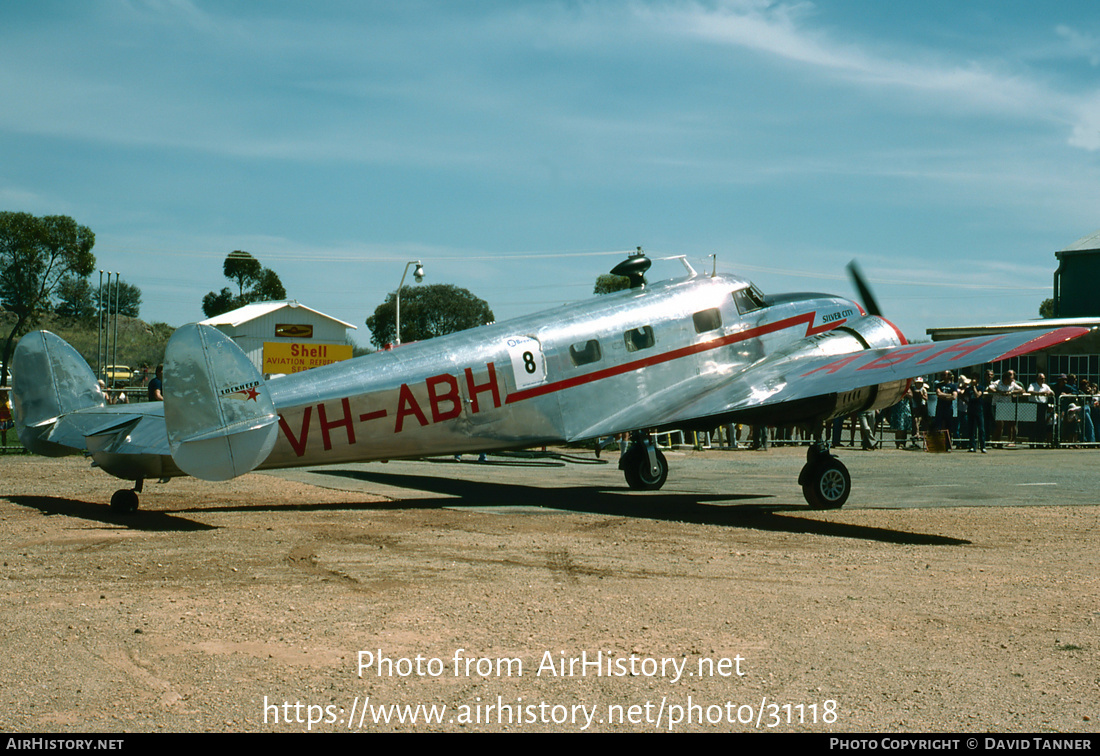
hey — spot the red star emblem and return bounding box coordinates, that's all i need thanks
[243,386,260,401]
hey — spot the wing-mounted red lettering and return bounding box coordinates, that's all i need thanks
[914,336,1004,365]
[857,344,933,371]
[801,354,862,376]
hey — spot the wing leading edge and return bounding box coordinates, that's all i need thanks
[672,325,1091,430]
[566,324,1090,439]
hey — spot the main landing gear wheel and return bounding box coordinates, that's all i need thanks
[110,488,139,514]
[621,444,668,491]
[801,456,850,510]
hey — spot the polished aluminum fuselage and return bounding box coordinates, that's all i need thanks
[259,273,864,469]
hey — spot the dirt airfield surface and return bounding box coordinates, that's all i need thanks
[0,446,1097,733]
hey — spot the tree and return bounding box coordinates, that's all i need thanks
[96,279,142,318]
[223,250,262,300]
[54,276,142,321]
[1,212,96,386]
[202,251,287,317]
[1039,298,1055,318]
[55,274,96,319]
[594,274,631,295]
[201,288,236,318]
[366,284,494,348]
[252,267,286,301]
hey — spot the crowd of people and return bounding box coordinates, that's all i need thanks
[880,369,1098,449]
[97,363,162,405]
[696,369,1100,452]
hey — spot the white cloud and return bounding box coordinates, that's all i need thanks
[1055,24,1100,66]
[1067,92,1100,150]
[641,0,1100,150]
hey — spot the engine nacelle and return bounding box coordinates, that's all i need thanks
[712,314,911,428]
[817,315,910,420]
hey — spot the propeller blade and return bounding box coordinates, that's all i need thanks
[847,261,883,317]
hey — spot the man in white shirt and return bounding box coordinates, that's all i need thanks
[990,369,1024,443]
[1028,373,1054,443]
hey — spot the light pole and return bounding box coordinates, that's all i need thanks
[394,260,425,345]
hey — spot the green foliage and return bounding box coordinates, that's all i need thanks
[56,275,97,319]
[223,250,262,299]
[203,251,287,317]
[201,288,236,318]
[1,310,173,386]
[1039,298,1055,318]
[55,276,143,321]
[253,267,286,301]
[594,274,631,295]
[348,336,373,358]
[1,212,96,386]
[96,279,142,318]
[366,284,494,348]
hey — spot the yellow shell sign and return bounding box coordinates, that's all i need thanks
[263,342,353,374]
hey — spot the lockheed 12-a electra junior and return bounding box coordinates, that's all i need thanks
[10,252,1089,513]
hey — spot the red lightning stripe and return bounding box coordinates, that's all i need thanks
[993,327,1090,361]
[506,310,844,404]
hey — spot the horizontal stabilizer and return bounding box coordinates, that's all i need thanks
[11,330,105,456]
[164,324,278,481]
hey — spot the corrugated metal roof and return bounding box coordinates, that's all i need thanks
[1058,229,1100,253]
[198,300,356,329]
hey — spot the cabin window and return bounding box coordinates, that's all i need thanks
[692,308,722,334]
[569,339,602,366]
[624,326,655,352]
[732,286,765,314]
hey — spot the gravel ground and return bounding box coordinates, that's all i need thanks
[0,452,1097,733]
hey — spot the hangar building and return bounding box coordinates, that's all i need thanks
[1053,229,1100,318]
[199,300,357,377]
[927,229,1100,386]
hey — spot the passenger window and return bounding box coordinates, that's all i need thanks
[624,326,655,352]
[569,339,602,366]
[692,308,722,334]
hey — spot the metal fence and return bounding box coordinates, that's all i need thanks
[657,394,1100,451]
[1052,393,1100,446]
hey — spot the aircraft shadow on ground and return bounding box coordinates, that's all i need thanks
[5,495,217,532]
[412,451,611,468]
[294,468,971,546]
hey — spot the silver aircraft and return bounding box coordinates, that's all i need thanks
[10,252,1088,513]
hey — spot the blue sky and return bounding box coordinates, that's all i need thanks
[3,1,1100,345]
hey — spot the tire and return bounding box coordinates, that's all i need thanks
[802,457,850,509]
[622,445,668,491]
[110,489,139,514]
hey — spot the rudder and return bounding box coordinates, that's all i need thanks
[164,324,278,481]
[11,330,105,456]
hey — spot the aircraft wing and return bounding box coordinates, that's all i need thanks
[711,325,1088,410]
[569,325,1090,438]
